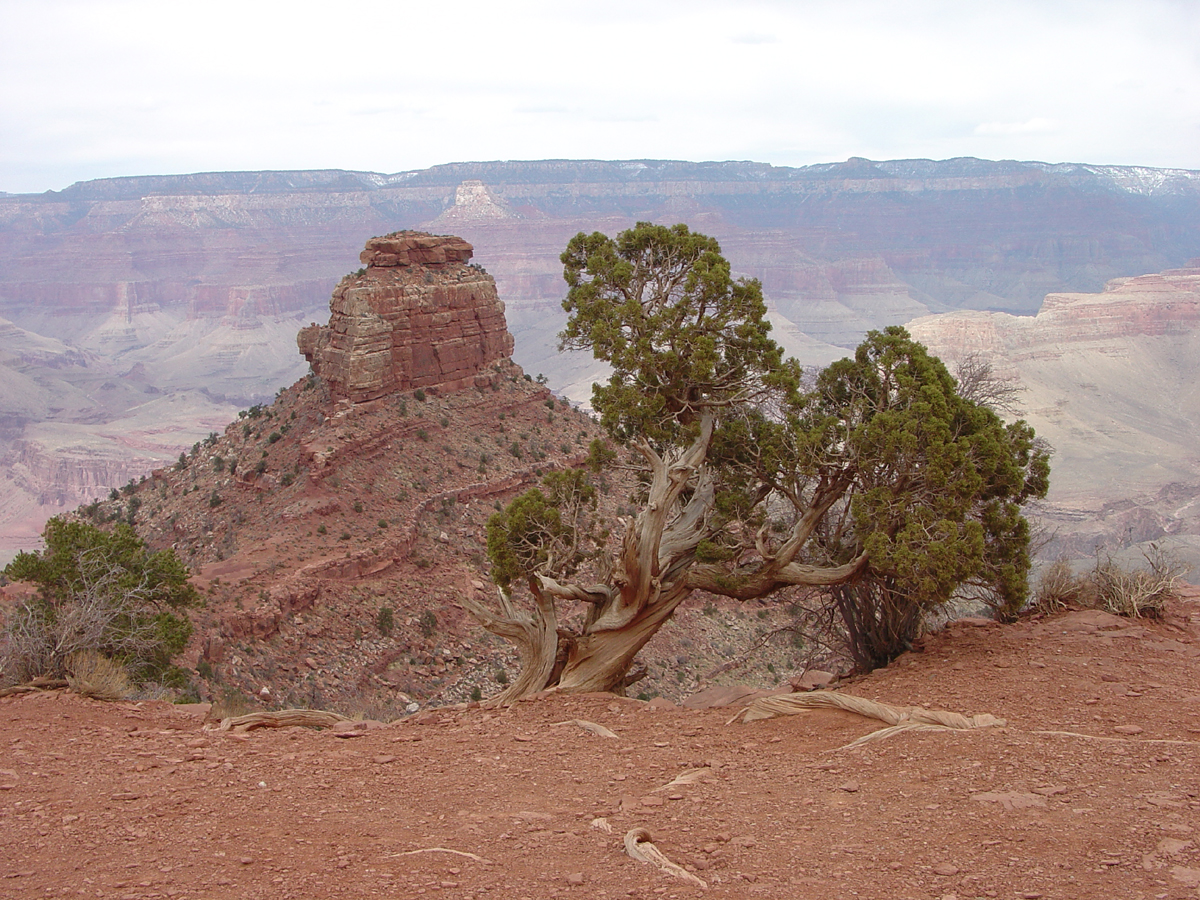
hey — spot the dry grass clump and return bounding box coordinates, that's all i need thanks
[1032,558,1084,613]
[65,651,133,701]
[1034,545,1187,619]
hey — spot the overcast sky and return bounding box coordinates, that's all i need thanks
[2,0,1199,194]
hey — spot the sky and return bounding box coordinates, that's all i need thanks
[2,0,1199,194]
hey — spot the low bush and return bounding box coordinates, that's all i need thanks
[1033,545,1186,618]
[1,519,196,687]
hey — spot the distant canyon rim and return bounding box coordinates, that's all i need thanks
[1,156,1199,575]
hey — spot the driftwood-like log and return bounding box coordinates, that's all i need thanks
[0,677,69,698]
[733,690,1004,748]
[624,828,707,889]
[217,709,349,732]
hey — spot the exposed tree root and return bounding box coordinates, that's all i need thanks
[391,847,493,864]
[732,691,1005,748]
[623,828,707,889]
[653,767,713,792]
[549,719,619,739]
[1034,730,1200,747]
[215,709,349,732]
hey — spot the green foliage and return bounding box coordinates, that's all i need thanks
[479,222,1050,686]
[419,610,438,638]
[267,431,281,444]
[560,221,799,449]
[376,605,395,637]
[486,469,598,589]
[808,327,1051,666]
[2,518,197,682]
[414,389,426,402]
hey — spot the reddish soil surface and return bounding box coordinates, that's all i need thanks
[4,597,1200,900]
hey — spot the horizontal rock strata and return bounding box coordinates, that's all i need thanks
[299,232,514,401]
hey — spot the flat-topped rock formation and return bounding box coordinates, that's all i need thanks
[298,232,514,402]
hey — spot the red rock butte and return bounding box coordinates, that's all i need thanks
[298,232,515,402]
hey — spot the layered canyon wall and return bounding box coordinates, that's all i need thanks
[907,267,1200,574]
[1,158,1198,560]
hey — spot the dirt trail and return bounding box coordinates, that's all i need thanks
[4,598,1200,899]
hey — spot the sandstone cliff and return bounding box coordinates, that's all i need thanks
[297,233,514,402]
[907,267,1200,572]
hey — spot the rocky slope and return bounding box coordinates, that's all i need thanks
[18,234,817,716]
[908,266,1200,575]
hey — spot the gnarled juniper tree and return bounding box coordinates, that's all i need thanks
[462,223,1049,700]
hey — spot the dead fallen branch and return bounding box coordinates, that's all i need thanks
[549,718,619,739]
[391,847,493,864]
[732,691,1004,748]
[624,828,707,889]
[215,709,349,732]
[0,677,69,698]
[652,767,713,792]
[1034,730,1200,747]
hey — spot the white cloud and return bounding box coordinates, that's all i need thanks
[1,0,1199,191]
[974,118,1058,136]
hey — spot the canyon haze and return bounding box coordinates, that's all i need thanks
[1,157,1199,569]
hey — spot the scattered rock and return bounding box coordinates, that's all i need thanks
[792,670,836,691]
[933,862,960,876]
[1113,724,1144,735]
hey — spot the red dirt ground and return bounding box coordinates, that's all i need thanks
[4,597,1200,900]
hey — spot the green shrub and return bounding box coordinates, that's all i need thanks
[208,491,222,508]
[1,518,197,684]
[470,685,483,702]
[495,668,508,685]
[353,500,364,513]
[376,606,395,637]
[414,389,426,402]
[268,431,281,444]
[317,524,327,535]
[419,610,437,637]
